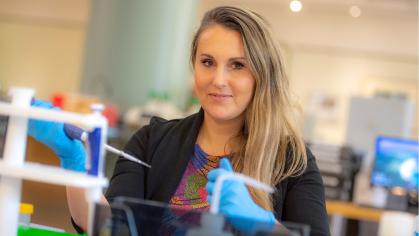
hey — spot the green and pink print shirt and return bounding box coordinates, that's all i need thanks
[169,144,223,212]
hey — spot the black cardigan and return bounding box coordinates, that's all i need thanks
[103,110,330,236]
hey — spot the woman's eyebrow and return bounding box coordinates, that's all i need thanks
[229,57,246,61]
[200,53,214,58]
[199,54,246,62]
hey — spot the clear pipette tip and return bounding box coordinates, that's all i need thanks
[105,145,151,168]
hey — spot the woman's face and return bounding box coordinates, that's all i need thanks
[193,24,255,123]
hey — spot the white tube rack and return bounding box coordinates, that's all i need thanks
[0,161,108,189]
[0,87,108,236]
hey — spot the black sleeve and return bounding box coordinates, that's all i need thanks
[282,148,330,236]
[105,125,151,202]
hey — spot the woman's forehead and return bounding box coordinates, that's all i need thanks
[196,24,246,58]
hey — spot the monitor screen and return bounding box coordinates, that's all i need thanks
[371,136,419,191]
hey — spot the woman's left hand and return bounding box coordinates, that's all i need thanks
[206,158,277,225]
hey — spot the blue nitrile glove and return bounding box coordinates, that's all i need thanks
[27,99,86,172]
[206,158,277,227]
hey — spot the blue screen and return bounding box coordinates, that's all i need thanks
[371,136,419,191]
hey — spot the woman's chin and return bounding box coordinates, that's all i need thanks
[204,108,243,123]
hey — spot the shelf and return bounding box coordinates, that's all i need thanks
[0,161,108,189]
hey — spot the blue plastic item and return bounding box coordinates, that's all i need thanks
[206,158,276,226]
[64,123,101,176]
[87,127,102,176]
[63,123,87,141]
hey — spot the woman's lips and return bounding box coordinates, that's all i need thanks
[208,93,233,102]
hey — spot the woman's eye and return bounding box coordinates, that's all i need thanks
[201,59,213,67]
[231,61,245,70]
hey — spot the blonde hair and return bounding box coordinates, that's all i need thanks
[191,6,307,210]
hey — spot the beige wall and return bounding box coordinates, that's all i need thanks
[0,22,86,99]
[0,0,89,99]
[287,46,417,144]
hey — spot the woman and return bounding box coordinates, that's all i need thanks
[29,6,329,236]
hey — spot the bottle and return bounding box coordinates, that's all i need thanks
[18,203,34,228]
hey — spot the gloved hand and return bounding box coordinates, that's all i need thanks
[28,99,86,172]
[206,158,277,227]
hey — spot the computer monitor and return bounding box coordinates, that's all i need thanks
[371,136,418,192]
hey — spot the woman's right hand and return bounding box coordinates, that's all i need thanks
[28,99,86,172]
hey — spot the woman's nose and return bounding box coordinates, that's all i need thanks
[213,68,228,88]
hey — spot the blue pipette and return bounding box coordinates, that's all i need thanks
[64,124,151,168]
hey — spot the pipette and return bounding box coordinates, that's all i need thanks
[64,124,151,168]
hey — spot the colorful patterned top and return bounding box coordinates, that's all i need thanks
[169,144,222,212]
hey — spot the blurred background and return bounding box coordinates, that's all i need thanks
[0,0,417,235]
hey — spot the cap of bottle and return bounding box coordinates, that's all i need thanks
[19,203,34,215]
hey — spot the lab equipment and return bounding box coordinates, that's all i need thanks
[94,197,303,236]
[307,142,362,201]
[104,144,151,168]
[371,136,419,191]
[346,96,416,209]
[0,87,108,236]
[206,158,276,226]
[64,123,151,168]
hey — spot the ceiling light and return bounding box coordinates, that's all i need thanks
[349,5,362,18]
[290,0,303,13]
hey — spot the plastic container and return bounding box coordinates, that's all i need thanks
[17,203,83,236]
[18,203,34,228]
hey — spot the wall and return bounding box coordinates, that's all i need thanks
[0,0,89,99]
[288,46,417,144]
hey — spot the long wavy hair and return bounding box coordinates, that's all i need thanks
[191,6,307,210]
